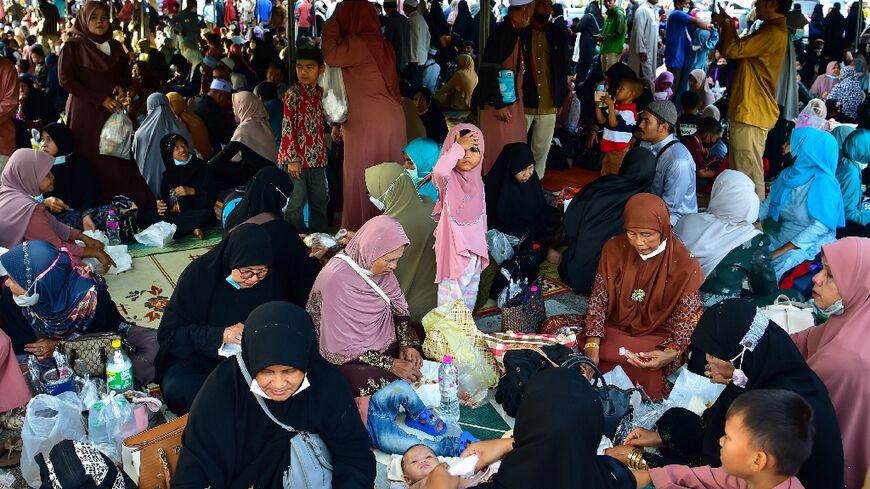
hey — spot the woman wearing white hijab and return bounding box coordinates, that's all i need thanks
[133,93,193,197]
[674,170,796,308]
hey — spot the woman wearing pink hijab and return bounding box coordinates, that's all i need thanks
[792,236,870,488]
[432,123,488,310]
[0,329,30,446]
[307,215,425,398]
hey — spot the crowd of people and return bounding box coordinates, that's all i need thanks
[1,0,870,487]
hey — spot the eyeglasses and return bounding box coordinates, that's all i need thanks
[238,266,270,279]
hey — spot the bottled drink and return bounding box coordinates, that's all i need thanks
[438,355,460,425]
[106,210,121,246]
[595,84,608,108]
[106,339,133,393]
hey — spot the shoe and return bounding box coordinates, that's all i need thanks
[456,431,479,455]
[405,408,448,436]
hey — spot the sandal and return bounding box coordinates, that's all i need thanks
[405,408,448,436]
[456,431,479,455]
[0,437,22,469]
[0,407,25,431]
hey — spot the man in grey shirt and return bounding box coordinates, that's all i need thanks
[636,100,698,225]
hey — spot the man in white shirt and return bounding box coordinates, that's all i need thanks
[404,0,431,89]
[627,0,658,86]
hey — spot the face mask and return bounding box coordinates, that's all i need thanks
[859,162,868,170]
[54,155,67,165]
[809,298,845,321]
[682,7,689,11]
[815,49,823,56]
[793,30,803,41]
[226,274,242,289]
[174,154,192,166]
[34,194,45,203]
[369,195,385,211]
[404,167,419,184]
[13,293,40,307]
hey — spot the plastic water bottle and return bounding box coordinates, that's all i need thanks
[106,339,133,393]
[438,355,460,425]
[106,210,121,245]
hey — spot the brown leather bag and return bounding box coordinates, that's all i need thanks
[122,414,188,489]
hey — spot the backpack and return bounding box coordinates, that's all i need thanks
[495,345,573,418]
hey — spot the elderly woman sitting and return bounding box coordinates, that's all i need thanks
[307,215,425,398]
[583,193,704,399]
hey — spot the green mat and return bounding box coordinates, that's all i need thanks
[458,403,511,440]
[128,227,223,258]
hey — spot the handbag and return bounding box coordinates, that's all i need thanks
[236,354,333,489]
[561,354,642,440]
[764,294,816,334]
[500,281,545,334]
[495,345,573,417]
[121,414,188,489]
[62,332,121,378]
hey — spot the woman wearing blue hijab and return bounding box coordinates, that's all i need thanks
[402,138,440,202]
[835,127,870,237]
[760,127,845,280]
[0,241,123,359]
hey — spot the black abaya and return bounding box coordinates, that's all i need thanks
[41,123,101,212]
[172,302,375,489]
[483,142,548,239]
[148,133,215,237]
[559,147,656,294]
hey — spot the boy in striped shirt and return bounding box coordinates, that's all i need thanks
[596,78,644,175]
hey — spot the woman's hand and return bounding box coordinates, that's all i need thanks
[24,338,61,360]
[603,444,634,465]
[626,349,679,370]
[223,323,245,345]
[95,250,117,273]
[156,200,168,216]
[455,131,479,151]
[390,358,422,382]
[462,438,514,472]
[623,427,663,448]
[399,345,423,369]
[43,197,69,214]
[175,186,196,197]
[330,125,342,143]
[586,129,599,148]
[82,214,97,231]
[79,234,105,251]
[308,245,328,259]
[287,161,303,180]
[494,106,512,122]
[338,230,355,245]
[102,96,122,112]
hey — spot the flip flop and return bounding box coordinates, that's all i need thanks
[404,408,448,436]
[456,431,479,455]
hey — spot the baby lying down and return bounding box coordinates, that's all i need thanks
[390,444,501,489]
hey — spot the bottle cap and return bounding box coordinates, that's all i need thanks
[443,355,452,363]
[111,339,121,349]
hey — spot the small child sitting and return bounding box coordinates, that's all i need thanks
[368,380,478,458]
[398,444,500,489]
[677,91,702,137]
[633,389,815,489]
[595,78,643,176]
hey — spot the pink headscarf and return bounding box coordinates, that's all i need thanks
[231,92,278,163]
[432,123,489,282]
[310,215,410,364]
[792,237,870,488]
[0,330,30,412]
[0,149,56,249]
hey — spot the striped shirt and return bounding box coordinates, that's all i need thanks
[601,103,637,152]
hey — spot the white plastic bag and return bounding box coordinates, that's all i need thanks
[81,231,131,274]
[486,229,515,266]
[134,221,177,248]
[88,393,138,463]
[99,111,134,159]
[667,366,726,415]
[21,392,87,487]
[319,64,348,124]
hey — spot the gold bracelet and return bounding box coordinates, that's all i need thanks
[628,447,649,470]
[583,342,600,350]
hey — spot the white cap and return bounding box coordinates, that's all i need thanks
[210,78,234,93]
[220,56,235,70]
[404,0,418,7]
[508,0,533,5]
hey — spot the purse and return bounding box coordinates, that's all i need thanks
[121,414,188,489]
[500,282,545,334]
[764,294,816,334]
[236,354,333,489]
[62,332,121,378]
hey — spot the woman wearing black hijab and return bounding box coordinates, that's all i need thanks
[452,0,473,42]
[605,299,845,489]
[156,224,286,414]
[39,122,102,231]
[17,74,61,131]
[173,302,376,488]
[560,147,656,294]
[458,368,635,489]
[224,166,321,307]
[413,87,449,144]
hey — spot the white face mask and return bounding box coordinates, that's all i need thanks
[13,292,40,307]
[810,297,845,320]
[369,195,386,211]
[405,167,419,184]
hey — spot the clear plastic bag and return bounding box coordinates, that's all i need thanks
[88,392,138,463]
[99,111,134,159]
[77,375,103,412]
[486,229,516,266]
[134,221,177,248]
[457,362,489,408]
[21,392,87,487]
[667,366,726,415]
[319,65,348,124]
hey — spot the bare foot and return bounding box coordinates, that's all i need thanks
[193,228,204,240]
[82,215,97,231]
[547,248,563,266]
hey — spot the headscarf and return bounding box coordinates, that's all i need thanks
[689,69,715,108]
[159,133,210,197]
[837,128,870,200]
[231,92,278,163]
[71,1,111,43]
[364,163,438,322]
[452,0,473,42]
[796,97,828,129]
[597,193,704,336]
[0,241,102,338]
[0,149,56,249]
[827,66,866,120]
[224,166,293,232]
[684,299,845,489]
[17,75,60,124]
[483,143,546,238]
[166,91,213,160]
[403,137,440,201]
[766,127,845,231]
[328,0,400,100]
[654,71,674,101]
[810,61,840,97]
[133,93,193,197]
[492,368,635,489]
[42,122,74,156]
[700,104,720,121]
[560,148,656,294]
[415,87,449,144]
[432,123,489,282]
[67,2,117,71]
[674,171,762,277]
[309,216,410,364]
[792,238,870,488]
[852,56,869,91]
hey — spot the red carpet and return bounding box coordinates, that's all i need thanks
[540,167,600,192]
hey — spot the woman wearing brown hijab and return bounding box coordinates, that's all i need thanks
[58,1,155,210]
[583,193,704,399]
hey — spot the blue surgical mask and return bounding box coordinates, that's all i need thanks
[174,155,193,166]
[34,194,45,203]
[54,155,67,165]
[404,167,419,184]
[809,297,845,321]
[793,30,803,41]
[226,274,242,289]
